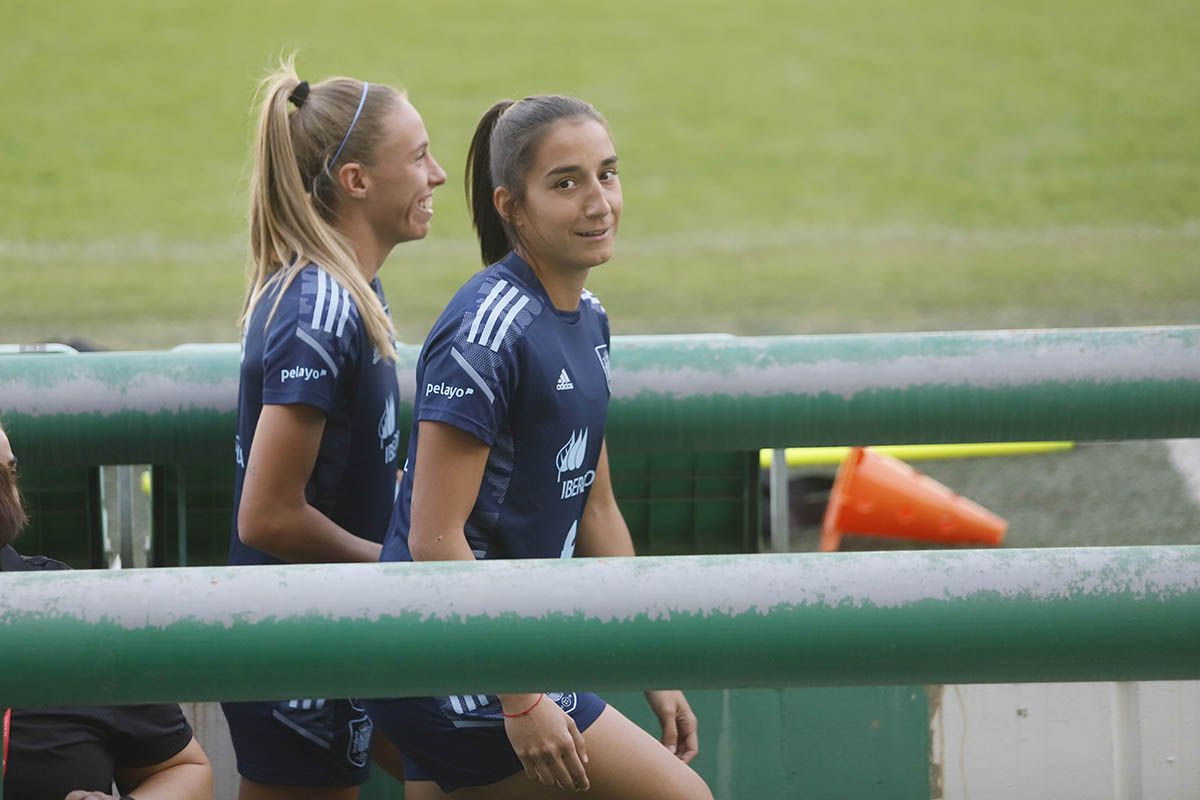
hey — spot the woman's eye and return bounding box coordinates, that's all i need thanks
[557,178,577,189]
[600,169,618,181]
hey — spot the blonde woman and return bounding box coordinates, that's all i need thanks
[221,58,445,800]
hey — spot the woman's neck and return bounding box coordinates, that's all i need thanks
[518,248,587,312]
[339,214,388,282]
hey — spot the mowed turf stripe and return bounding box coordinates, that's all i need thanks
[4,222,1198,263]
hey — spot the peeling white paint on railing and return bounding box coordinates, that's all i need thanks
[1,549,1197,631]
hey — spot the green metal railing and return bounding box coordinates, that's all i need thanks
[2,547,1198,708]
[3,326,1199,465]
[4,327,1200,799]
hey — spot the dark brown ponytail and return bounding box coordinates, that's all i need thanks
[465,100,515,266]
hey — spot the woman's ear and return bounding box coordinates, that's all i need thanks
[494,185,517,227]
[337,162,369,200]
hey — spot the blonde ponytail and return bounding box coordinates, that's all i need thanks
[242,55,401,362]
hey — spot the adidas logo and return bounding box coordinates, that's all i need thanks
[556,369,574,391]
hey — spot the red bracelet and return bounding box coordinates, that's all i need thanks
[502,693,544,718]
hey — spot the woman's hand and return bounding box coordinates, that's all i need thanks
[501,693,590,791]
[645,690,699,763]
[64,792,118,800]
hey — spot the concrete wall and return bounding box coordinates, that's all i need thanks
[931,682,1200,800]
[180,703,239,800]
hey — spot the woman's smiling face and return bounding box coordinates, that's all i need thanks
[362,97,447,246]
[506,117,621,275]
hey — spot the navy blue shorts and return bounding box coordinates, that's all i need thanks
[364,692,606,793]
[221,698,373,787]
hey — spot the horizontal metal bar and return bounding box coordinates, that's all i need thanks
[1,547,1197,708]
[2,326,1199,464]
[0,348,241,465]
[611,327,1200,450]
[758,441,1076,468]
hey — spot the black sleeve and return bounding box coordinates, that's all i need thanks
[0,545,71,572]
[109,703,194,769]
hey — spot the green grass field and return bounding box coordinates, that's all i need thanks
[4,0,1197,346]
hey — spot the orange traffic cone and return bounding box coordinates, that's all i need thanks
[820,447,1008,552]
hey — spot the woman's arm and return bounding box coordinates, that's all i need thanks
[576,438,701,764]
[409,420,590,791]
[238,403,381,563]
[97,736,210,800]
[407,420,489,562]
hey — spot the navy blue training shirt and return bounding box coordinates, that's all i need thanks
[381,250,612,563]
[229,263,401,566]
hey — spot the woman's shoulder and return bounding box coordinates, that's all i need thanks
[580,288,607,319]
[257,262,368,341]
[435,264,548,351]
[293,262,368,314]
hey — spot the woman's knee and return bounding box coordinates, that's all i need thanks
[404,780,452,800]
[238,778,361,800]
[581,707,713,800]
[674,771,715,800]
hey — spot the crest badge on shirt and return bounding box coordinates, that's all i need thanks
[346,710,372,768]
[594,345,611,391]
[547,692,579,714]
[556,428,596,501]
